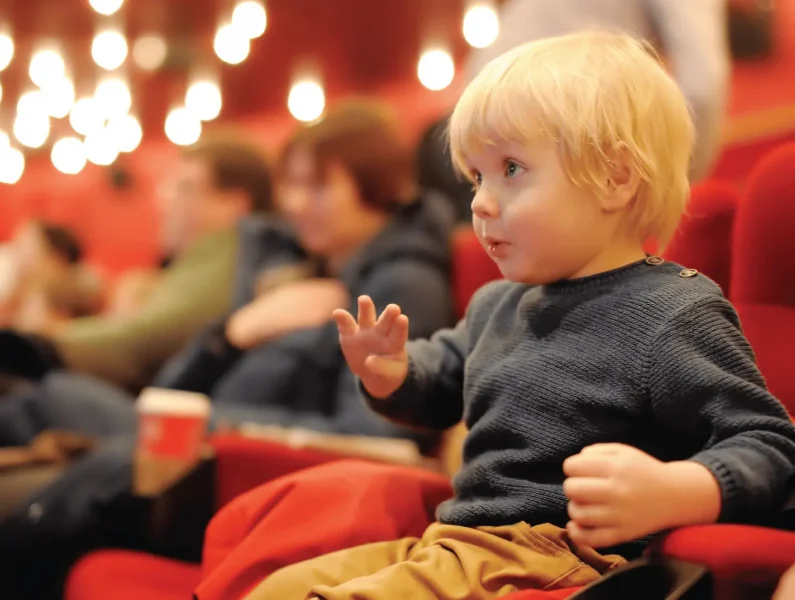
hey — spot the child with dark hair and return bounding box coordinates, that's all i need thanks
[0,221,101,334]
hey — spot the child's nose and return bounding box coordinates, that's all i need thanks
[471,188,500,220]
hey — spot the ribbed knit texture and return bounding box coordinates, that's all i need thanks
[366,258,795,553]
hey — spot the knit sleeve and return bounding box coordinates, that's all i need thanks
[363,319,468,431]
[645,295,795,524]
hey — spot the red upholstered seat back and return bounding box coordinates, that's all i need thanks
[731,143,795,307]
[451,226,502,319]
[730,142,795,414]
[664,180,738,296]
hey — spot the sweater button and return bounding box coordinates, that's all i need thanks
[645,256,664,266]
[679,268,698,278]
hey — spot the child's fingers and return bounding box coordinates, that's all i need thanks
[364,355,404,380]
[375,304,401,335]
[332,309,358,336]
[567,502,616,528]
[566,521,620,549]
[562,477,612,504]
[562,454,612,478]
[387,314,409,348]
[580,443,625,456]
[357,295,377,329]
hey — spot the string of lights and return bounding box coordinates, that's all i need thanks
[0,0,499,184]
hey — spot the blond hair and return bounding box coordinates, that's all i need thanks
[449,30,695,246]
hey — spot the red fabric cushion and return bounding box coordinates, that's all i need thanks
[736,303,795,414]
[451,226,502,319]
[65,550,200,600]
[652,524,795,598]
[664,180,738,296]
[196,459,452,600]
[710,133,794,186]
[726,143,795,413]
[731,142,795,305]
[210,434,354,509]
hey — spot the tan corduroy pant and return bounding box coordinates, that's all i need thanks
[244,521,627,600]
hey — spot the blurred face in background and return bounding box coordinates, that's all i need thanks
[13,222,48,277]
[12,222,71,285]
[278,147,387,265]
[157,156,249,256]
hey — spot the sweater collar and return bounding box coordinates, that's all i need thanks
[542,256,666,296]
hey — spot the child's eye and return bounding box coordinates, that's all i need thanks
[471,171,483,191]
[504,159,525,178]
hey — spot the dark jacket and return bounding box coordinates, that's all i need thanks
[151,216,307,392]
[156,192,455,441]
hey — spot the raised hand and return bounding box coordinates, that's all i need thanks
[333,295,409,399]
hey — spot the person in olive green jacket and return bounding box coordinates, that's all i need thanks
[53,135,275,390]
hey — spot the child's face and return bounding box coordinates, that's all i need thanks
[468,138,629,284]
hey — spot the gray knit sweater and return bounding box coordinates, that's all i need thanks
[366,259,795,550]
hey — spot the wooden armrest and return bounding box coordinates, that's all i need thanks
[236,423,438,470]
[126,448,216,562]
[133,445,215,497]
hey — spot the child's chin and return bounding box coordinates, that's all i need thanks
[500,268,538,285]
[500,266,549,286]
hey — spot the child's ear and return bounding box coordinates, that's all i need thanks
[600,148,641,213]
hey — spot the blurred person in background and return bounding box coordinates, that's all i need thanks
[0,221,102,334]
[0,99,456,599]
[419,0,731,222]
[171,99,455,437]
[103,269,163,320]
[15,135,276,391]
[4,99,455,442]
[416,119,476,224]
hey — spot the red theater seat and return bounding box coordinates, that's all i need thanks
[65,550,200,600]
[66,460,453,600]
[210,434,354,509]
[731,142,795,307]
[651,525,795,600]
[636,143,795,597]
[451,225,502,319]
[730,142,795,413]
[664,180,738,296]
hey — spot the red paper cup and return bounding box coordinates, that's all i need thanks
[136,388,211,461]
